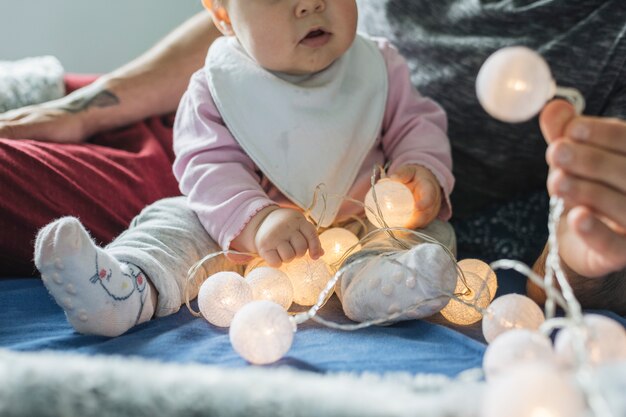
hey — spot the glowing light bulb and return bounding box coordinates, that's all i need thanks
[245,266,294,310]
[440,268,492,325]
[319,227,361,267]
[482,294,545,343]
[481,364,585,417]
[197,271,253,327]
[229,300,295,365]
[458,259,498,302]
[483,329,556,380]
[554,314,626,368]
[476,46,556,123]
[364,178,415,228]
[280,254,332,306]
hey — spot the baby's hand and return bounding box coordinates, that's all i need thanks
[254,208,323,267]
[390,164,442,229]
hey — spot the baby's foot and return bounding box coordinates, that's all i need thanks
[338,243,457,323]
[34,217,155,337]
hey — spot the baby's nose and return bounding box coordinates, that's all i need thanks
[295,0,325,18]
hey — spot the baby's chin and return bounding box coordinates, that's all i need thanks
[256,49,340,76]
[277,57,338,76]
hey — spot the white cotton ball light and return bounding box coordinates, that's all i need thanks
[554,314,626,368]
[280,254,332,306]
[483,329,556,380]
[476,46,556,123]
[197,271,253,327]
[482,294,545,343]
[440,268,493,326]
[481,363,586,417]
[457,259,498,302]
[319,227,361,267]
[229,300,295,365]
[364,178,415,228]
[245,266,294,310]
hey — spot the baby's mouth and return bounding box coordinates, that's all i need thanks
[300,28,332,47]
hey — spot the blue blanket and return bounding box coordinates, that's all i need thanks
[0,275,528,376]
[3,191,625,377]
[6,268,622,377]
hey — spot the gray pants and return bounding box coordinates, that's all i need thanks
[106,197,240,317]
[105,196,455,317]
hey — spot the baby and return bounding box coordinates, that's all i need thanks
[35,0,455,337]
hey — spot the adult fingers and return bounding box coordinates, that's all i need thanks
[539,99,577,144]
[0,117,50,141]
[299,221,323,259]
[0,122,19,139]
[0,109,85,143]
[564,116,626,154]
[0,117,36,139]
[0,107,32,122]
[547,140,626,194]
[565,206,626,277]
[548,169,626,230]
[0,108,50,139]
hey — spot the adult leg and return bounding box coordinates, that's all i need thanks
[0,76,179,276]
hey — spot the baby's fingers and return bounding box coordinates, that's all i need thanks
[390,165,417,184]
[299,222,323,260]
[414,178,438,210]
[260,249,282,268]
[290,233,308,258]
[276,242,296,264]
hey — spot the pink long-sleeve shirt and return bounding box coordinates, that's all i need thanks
[173,38,454,251]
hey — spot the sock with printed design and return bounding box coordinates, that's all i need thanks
[34,217,156,337]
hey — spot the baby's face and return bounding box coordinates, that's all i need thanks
[225,0,358,75]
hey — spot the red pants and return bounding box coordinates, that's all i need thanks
[0,75,180,276]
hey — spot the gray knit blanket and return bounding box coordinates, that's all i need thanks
[0,56,65,113]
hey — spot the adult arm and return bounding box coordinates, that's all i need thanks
[529,100,626,315]
[0,11,219,143]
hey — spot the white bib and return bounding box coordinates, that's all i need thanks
[206,34,388,227]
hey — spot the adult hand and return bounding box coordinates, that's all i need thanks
[390,164,443,229]
[541,99,626,278]
[254,208,323,267]
[0,98,89,143]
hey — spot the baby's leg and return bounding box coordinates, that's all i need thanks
[338,220,458,323]
[35,217,155,337]
[35,196,232,337]
[105,196,235,318]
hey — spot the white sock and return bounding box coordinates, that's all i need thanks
[338,243,458,323]
[34,217,156,337]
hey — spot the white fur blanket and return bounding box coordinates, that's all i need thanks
[1,349,625,417]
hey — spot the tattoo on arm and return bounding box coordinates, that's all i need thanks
[60,88,120,114]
